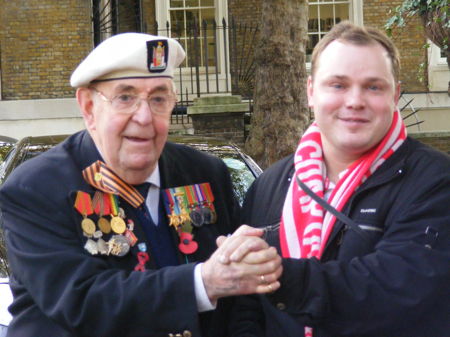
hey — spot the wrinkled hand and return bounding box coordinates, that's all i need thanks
[202,225,283,303]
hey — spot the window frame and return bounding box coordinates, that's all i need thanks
[427,41,450,91]
[306,0,363,71]
[155,0,228,72]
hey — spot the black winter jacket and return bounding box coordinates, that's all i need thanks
[231,137,450,337]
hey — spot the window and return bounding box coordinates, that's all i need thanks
[427,42,449,91]
[306,0,363,62]
[439,48,447,61]
[168,0,216,68]
[92,0,143,46]
[156,0,228,68]
[155,0,230,99]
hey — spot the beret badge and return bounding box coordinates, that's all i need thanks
[147,40,168,73]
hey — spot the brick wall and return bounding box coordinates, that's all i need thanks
[0,0,92,100]
[191,112,246,146]
[0,1,432,100]
[363,0,428,92]
[410,132,450,153]
[229,0,429,93]
[228,0,261,27]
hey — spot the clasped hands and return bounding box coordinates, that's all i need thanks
[202,225,283,303]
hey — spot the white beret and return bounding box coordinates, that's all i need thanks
[70,32,185,88]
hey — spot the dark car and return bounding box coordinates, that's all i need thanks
[0,133,262,334]
[0,136,17,164]
[0,134,67,184]
[0,133,262,202]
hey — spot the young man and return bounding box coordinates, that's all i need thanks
[231,22,450,337]
[0,33,281,337]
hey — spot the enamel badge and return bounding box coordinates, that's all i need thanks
[147,40,168,72]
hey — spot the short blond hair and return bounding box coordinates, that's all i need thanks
[311,21,400,82]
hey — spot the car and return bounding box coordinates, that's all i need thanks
[0,133,262,203]
[0,136,16,164]
[0,133,262,332]
[0,278,11,337]
[0,134,68,185]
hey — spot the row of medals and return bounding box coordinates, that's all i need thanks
[81,208,132,257]
[187,204,217,228]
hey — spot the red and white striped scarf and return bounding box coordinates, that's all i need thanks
[279,110,406,336]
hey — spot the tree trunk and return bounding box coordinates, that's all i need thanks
[245,0,309,169]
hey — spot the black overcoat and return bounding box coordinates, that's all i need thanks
[0,130,240,337]
[231,137,450,337]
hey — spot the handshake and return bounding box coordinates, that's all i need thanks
[202,225,283,303]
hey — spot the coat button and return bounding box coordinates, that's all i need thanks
[183,331,192,337]
[276,302,286,310]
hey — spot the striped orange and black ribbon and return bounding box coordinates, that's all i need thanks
[82,160,145,208]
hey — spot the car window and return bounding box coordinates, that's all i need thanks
[0,144,14,164]
[0,148,17,184]
[222,157,256,205]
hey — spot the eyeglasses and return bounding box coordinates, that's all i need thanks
[92,88,176,115]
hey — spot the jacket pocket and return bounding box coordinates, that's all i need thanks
[337,222,384,261]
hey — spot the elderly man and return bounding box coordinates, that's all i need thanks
[0,33,281,337]
[231,22,450,336]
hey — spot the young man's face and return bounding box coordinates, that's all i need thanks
[80,77,174,184]
[307,40,400,162]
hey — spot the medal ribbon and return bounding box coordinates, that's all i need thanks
[172,188,181,215]
[193,184,205,205]
[201,183,215,202]
[82,160,145,208]
[164,189,175,212]
[201,183,216,211]
[185,185,196,207]
[175,187,189,209]
[74,191,94,216]
[109,194,120,216]
[93,191,113,217]
[92,191,104,215]
[102,193,111,215]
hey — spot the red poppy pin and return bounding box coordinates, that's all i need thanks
[178,232,198,254]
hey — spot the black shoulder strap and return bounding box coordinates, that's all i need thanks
[295,175,371,242]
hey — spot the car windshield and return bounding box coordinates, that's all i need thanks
[169,140,262,205]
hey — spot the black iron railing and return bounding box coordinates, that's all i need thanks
[153,18,258,119]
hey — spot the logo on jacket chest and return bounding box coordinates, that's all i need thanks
[360,208,377,214]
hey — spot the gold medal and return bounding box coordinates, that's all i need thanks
[110,216,126,234]
[81,218,96,236]
[98,217,111,234]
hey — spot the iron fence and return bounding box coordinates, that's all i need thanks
[153,18,258,123]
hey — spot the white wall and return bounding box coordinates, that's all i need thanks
[401,92,450,132]
[0,98,84,139]
[0,93,448,139]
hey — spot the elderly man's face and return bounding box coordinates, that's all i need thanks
[307,40,400,163]
[80,77,174,184]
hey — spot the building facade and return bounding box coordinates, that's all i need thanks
[0,0,448,138]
